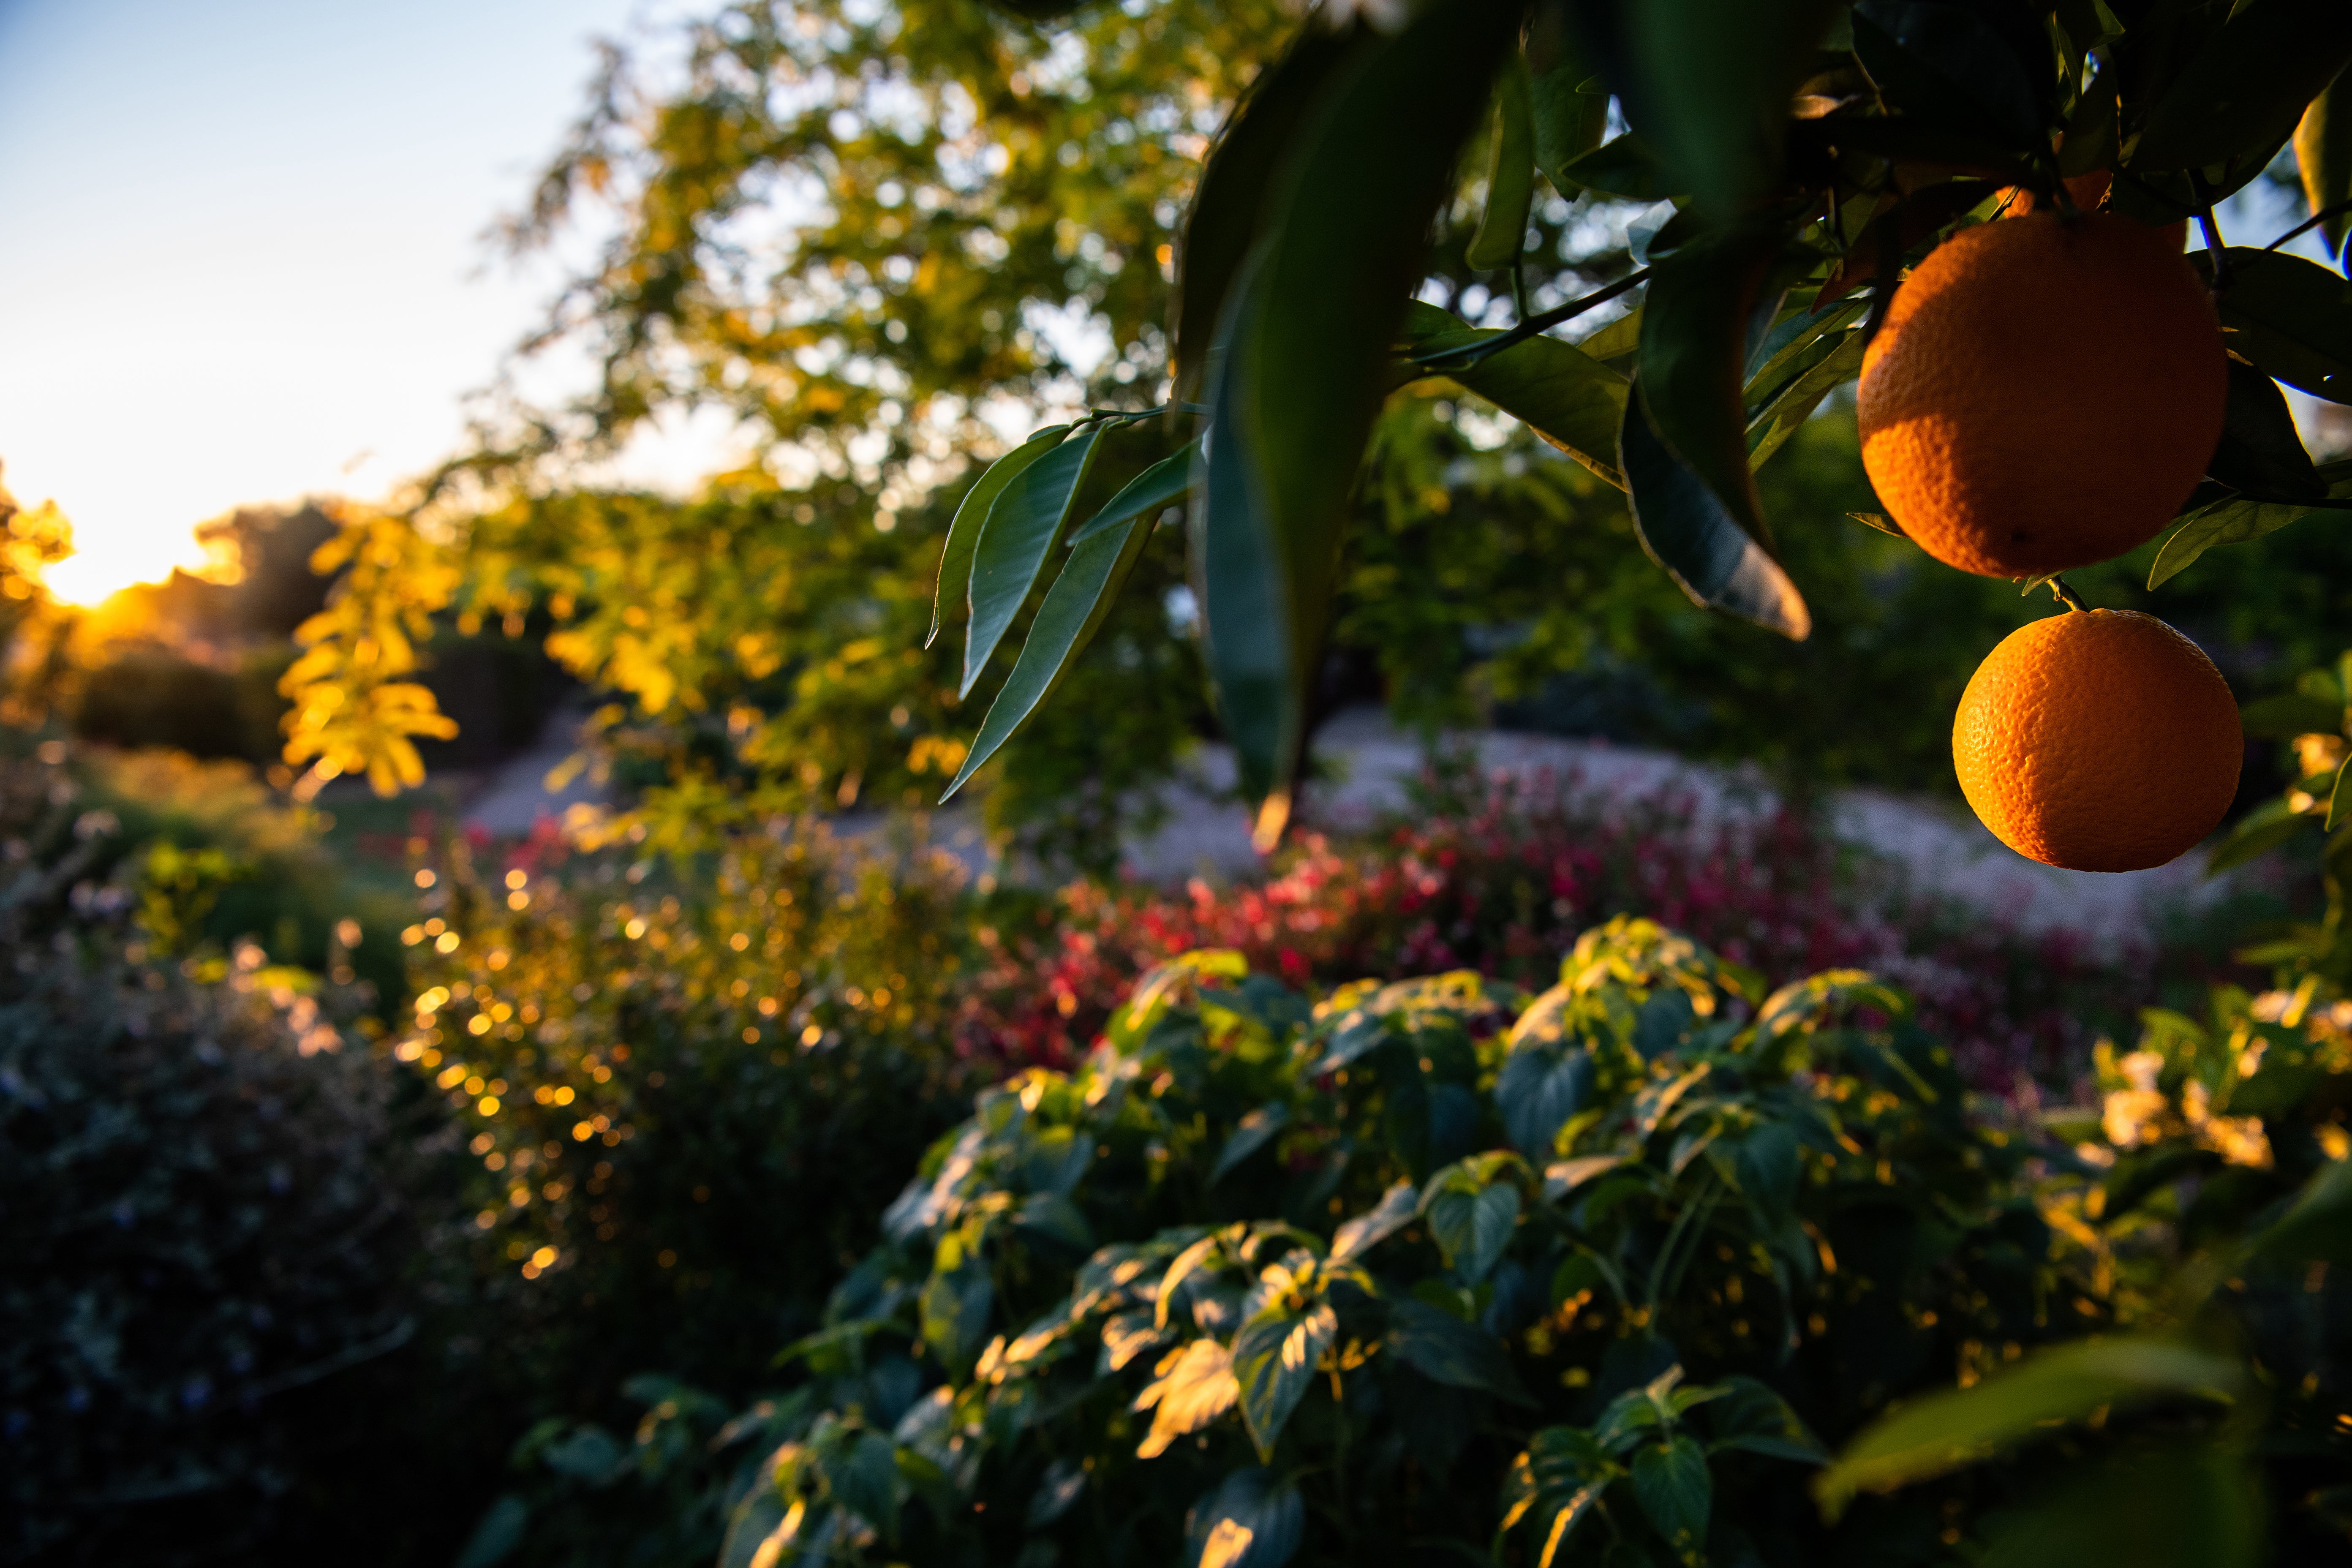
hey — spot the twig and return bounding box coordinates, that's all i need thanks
[2266,196,2352,253]
[1405,267,1652,373]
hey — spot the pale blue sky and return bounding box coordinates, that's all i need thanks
[0,0,723,600]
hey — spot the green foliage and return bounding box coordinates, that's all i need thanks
[935,0,2352,817]
[386,822,988,1415]
[487,918,2147,1566]
[0,747,436,1567]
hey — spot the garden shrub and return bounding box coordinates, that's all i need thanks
[390,820,991,1421]
[0,746,440,1567]
[482,915,2352,1567]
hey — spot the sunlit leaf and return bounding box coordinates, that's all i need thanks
[2298,70,2352,263]
[927,423,1070,648]
[1401,302,1632,487]
[941,506,1156,800]
[1815,1338,2243,1517]
[1183,1468,1304,1568]
[1331,1179,1418,1262]
[1231,1299,1336,1460]
[962,425,1106,696]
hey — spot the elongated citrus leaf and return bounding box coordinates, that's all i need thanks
[1620,396,1811,637]
[2148,457,2352,587]
[1748,330,1864,470]
[940,508,1155,801]
[1467,57,1536,270]
[1172,23,1362,401]
[1638,222,1790,549]
[2299,71,2352,263]
[1067,443,1197,547]
[962,424,1105,696]
[1588,0,1845,218]
[1814,1338,2243,1518]
[2131,0,2352,173]
[2208,357,2324,499]
[1557,133,1672,201]
[1526,9,1608,193]
[927,424,1070,647]
[1399,301,1631,486]
[2192,247,2352,405]
[1197,0,1521,813]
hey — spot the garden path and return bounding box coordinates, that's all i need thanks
[462,704,2236,952]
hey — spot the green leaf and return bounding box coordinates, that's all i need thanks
[1197,0,1522,808]
[2130,1,2352,174]
[1635,221,1799,566]
[940,502,1155,800]
[1631,1435,1712,1560]
[926,424,1070,648]
[1331,1179,1418,1262]
[1620,394,1812,637]
[1747,329,1865,471]
[1173,25,1361,400]
[454,1495,529,1568]
[2239,691,2345,738]
[1557,132,1672,201]
[1184,1467,1304,1568]
[1066,443,1197,547]
[1510,1435,1609,1568]
[961,424,1106,696]
[2193,247,2352,405]
[1401,302,1632,487]
[1209,1102,1292,1186]
[2207,357,2325,499]
[1814,1338,2244,1518]
[2147,493,2328,588]
[1708,1375,1829,1465]
[2330,755,2352,832]
[717,1473,790,1568]
[1496,1038,1595,1156]
[2247,1154,2352,1267]
[920,1260,994,1373]
[1015,1191,1094,1250]
[1386,1296,1534,1403]
[1732,1121,1800,1219]
[1851,0,2050,152]
[823,1432,903,1539]
[1426,1179,1520,1284]
[1595,0,1845,218]
[1026,1459,1087,1529]
[1230,1300,1336,1461]
[1467,58,1536,271]
[1526,14,1609,192]
[2298,69,2352,262]
[1974,1445,2262,1568]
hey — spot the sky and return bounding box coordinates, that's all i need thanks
[0,0,733,604]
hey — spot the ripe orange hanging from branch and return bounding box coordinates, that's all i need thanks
[1856,212,2227,578]
[1953,608,2241,873]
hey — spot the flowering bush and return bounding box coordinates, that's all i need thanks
[960,770,2191,1091]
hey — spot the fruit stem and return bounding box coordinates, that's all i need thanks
[2047,576,2089,612]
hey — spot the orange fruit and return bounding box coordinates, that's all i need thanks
[1857,212,2226,578]
[1953,609,2241,873]
[2000,171,2190,250]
